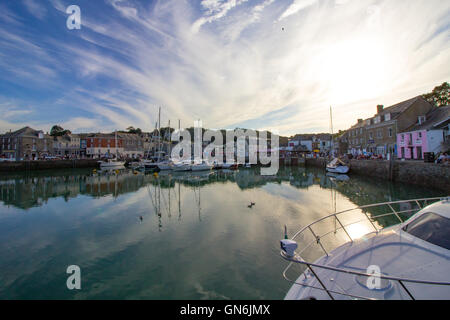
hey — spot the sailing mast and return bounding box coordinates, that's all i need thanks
[115,129,118,159]
[330,106,334,158]
[168,120,171,160]
[158,106,161,162]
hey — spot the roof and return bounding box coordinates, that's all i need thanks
[1,126,43,138]
[404,106,450,132]
[292,133,332,141]
[377,96,428,119]
[347,96,432,130]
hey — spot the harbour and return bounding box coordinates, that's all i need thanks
[0,166,445,299]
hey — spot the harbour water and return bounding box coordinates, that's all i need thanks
[0,167,446,300]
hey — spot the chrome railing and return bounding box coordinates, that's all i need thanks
[281,197,450,300]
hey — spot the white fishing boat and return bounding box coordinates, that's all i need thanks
[191,161,213,171]
[280,197,450,300]
[326,158,350,174]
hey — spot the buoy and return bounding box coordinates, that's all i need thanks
[115,169,119,174]
[153,172,158,178]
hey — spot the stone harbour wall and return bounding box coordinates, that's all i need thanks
[0,159,100,172]
[306,158,450,192]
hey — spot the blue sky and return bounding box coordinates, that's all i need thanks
[0,0,449,136]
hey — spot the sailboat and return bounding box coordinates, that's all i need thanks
[326,106,350,174]
[154,109,173,171]
[99,130,125,169]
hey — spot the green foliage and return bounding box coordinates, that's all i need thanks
[125,126,142,134]
[50,125,71,136]
[423,82,450,107]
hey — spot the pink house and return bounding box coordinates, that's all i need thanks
[397,106,449,160]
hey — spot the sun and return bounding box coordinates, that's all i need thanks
[314,37,391,106]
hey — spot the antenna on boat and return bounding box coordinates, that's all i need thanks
[284,225,288,239]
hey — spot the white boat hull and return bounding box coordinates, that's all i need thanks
[326,165,349,174]
[173,164,192,172]
[99,161,125,168]
[191,164,213,171]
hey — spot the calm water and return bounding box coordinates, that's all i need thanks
[0,167,446,300]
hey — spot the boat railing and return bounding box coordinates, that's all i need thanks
[281,196,450,300]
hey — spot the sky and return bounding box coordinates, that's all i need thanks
[0,0,449,136]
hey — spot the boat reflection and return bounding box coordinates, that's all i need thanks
[0,167,445,229]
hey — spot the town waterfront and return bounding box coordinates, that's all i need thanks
[0,167,446,300]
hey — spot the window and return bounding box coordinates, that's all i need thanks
[369,132,373,139]
[418,116,426,125]
[403,212,450,250]
[401,134,404,141]
[384,113,391,121]
[418,132,422,138]
[389,128,393,137]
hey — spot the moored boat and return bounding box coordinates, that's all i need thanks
[326,158,350,174]
[280,197,450,300]
[99,159,125,169]
[172,161,192,172]
[191,161,213,171]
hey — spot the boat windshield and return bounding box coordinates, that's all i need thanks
[403,212,450,250]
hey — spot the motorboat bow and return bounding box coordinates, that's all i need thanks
[280,197,450,300]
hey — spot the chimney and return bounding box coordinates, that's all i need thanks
[377,105,384,114]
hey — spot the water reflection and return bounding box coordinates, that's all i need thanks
[0,167,446,300]
[0,167,444,224]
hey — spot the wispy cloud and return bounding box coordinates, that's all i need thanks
[278,0,318,21]
[22,0,48,20]
[0,0,449,136]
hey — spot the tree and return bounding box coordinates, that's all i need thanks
[50,125,71,136]
[423,82,450,107]
[125,126,142,134]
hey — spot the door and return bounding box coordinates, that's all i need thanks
[416,147,422,160]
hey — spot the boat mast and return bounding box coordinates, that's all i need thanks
[330,106,334,158]
[158,106,161,162]
[168,120,171,160]
[115,129,118,159]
